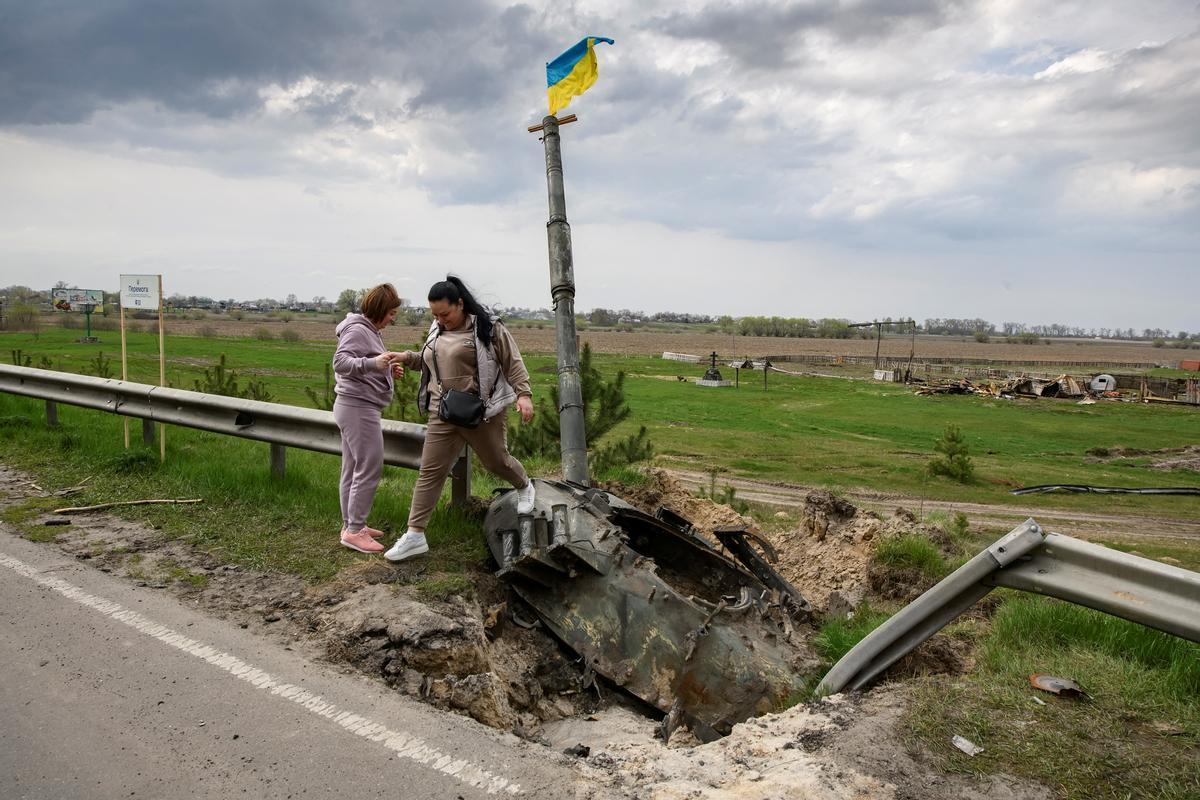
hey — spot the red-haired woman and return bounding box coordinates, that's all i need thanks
[332,284,404,553]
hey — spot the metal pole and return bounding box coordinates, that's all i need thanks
[451,448,472,508]
[541,115,589,486]
[158,275,166,462]
[270,443,286,479]
[874,321,882,370]
[120,305,129,448]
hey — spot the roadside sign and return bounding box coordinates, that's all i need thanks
[120,274,161,309]
[52,288,104,312]
[117,273,167,461]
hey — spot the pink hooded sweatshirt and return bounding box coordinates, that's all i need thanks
[333,313,393,408]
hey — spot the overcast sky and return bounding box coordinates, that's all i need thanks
[1,1,1197,330]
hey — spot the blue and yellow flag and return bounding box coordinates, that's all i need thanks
[546,36,614,115]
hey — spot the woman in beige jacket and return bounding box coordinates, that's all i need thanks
[385,276,535,561]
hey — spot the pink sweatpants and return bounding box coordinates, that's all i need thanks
[334,399,383,531]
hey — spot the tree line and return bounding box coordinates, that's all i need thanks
[2,284,1194,346]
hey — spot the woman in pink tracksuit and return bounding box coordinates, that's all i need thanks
[332,284,404,553]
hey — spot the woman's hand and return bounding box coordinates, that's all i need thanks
[516,394,534,424]
[374,352,401,371]
[390,362,404,379]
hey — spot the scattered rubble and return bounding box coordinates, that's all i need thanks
[555,689,1050,800]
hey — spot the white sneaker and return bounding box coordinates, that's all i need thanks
[516,481,536,515]
[384,531,429,562]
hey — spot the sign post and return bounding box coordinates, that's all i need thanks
[51,288,104,343]
[119,274,165,458]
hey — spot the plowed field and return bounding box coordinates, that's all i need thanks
[157,315,1188,365]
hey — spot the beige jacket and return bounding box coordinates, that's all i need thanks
[402,315,531,421]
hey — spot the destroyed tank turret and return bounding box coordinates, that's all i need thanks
[484,478,818,742]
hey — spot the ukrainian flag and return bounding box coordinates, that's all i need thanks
[546,36,614,116]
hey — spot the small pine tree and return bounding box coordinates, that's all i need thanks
[510,343,653,473]
[928,424,974,483]
[382,369,420,422]
[305,363,336,411]
[194,353,273,402]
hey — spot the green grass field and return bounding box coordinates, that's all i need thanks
[5,328,1199,520]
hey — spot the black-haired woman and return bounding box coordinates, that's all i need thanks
[385,276,535,561]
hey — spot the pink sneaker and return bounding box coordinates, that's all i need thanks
[340,529,384,553]
[360,525,386,539]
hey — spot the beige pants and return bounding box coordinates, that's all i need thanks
[407,413,528,530]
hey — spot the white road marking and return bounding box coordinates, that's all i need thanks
[0,552,521,795]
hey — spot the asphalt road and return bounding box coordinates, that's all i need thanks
[0,527,578,800]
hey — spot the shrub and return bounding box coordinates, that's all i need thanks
[86,351,114,379]
[305,364,335,411]
[194,354,273,402]
[510,343,653,475]
[383,370,420,422]
[972,330,989,343]
[197,325,218,338]
[874,534,947,581]
[280,328,302,343]
[10,349,51,369]
[58,314,81,329]
[1152,338,1166,348]
[7,303,40,333]
[253,326,274,341]
[928,424,974,483]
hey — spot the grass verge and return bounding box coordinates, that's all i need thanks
[0,393,488,582]
[904,596,1200,800]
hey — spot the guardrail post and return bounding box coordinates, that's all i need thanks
[270,443,286,479]
[451,447,471,508]
[141,418,156,445]
[45,400,58,427]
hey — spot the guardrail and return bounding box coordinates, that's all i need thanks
[815,518,1200,696]
[0,364,470,505]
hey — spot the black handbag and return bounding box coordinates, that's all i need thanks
[430,338,485,428]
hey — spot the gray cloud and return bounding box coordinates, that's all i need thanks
[0,0,540,125]
[0,0,1197,294]
[648,0,959,70]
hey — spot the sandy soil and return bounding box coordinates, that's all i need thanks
[552,689,1048,800]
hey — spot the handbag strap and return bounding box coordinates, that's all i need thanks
[426,336,444,390]
[426,324,504,397]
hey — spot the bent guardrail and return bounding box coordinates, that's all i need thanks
[0,364,470,504]
[816,518,1200,696]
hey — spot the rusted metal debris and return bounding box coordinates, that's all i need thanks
[484,479,816,742]
[917,373,1103,400]
[1012,484,1200,496]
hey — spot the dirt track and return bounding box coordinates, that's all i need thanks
[668,469,1200,543]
